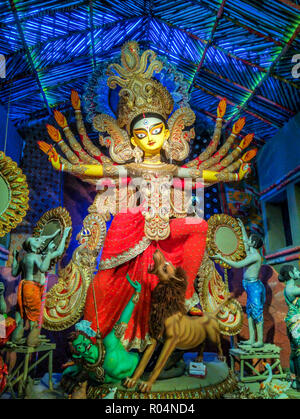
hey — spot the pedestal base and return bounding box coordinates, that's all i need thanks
[2,340,56,398]
[87,361,237,399]
[229,344,286,383]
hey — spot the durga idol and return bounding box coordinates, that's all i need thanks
[38,41,257,351]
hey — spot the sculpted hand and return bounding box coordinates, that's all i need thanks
[48,242,57,252]
[238,163,251,180]
[242,149,257,163]
[238,133,254,150]
[38,141,62,171]
[126,275,141,293]
[237,218,245,229]
[211,254,222,260]
[63,227,72,238]
[217,99,227,118]
[71,90,81,110]
[232,117,246,135]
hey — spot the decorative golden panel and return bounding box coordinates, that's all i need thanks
[206,214,246,269]
[43,206,107,331]
[0,152,29,237]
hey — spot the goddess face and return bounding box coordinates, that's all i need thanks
[130,116,169,156]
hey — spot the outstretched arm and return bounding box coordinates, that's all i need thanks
[178,159,254,184]
[211,253,259,269]
[184,100,257,185]
[38,142,125,180]
[186,100,226,168]
[118,275,141,325]
[104,276,141,348]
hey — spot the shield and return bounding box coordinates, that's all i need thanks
[206,214,246,268]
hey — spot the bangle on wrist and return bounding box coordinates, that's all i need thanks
[132,292,140,304]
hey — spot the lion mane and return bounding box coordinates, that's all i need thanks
[149,266,188,340]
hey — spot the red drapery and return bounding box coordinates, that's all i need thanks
[84,211,208,351]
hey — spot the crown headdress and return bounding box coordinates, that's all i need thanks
[91,41,195,163]
[107,41,174,132]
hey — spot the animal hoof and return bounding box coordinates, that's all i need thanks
[123,378,136,389]
[138,382,152,393]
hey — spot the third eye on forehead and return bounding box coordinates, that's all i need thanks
[133,117,164,131]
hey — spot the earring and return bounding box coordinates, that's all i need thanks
[133,146,143,163]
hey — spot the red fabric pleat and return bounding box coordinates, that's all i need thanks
[84,216,208,350]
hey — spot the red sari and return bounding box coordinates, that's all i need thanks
[84,211,208,351]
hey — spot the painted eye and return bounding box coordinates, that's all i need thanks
[136,133,146,139]
[152,127,162,135]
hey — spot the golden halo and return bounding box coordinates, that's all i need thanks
[0,151,29,237]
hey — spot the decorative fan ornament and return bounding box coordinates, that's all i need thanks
[0,151,29,237]
[206,214,246,268]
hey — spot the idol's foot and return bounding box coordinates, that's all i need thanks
[252,341,264,348]
[11,312,24,344]
[239,339,255,346]
[26,327,41,347]
[38,334,49,342]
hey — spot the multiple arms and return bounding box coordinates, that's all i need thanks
[185,100,257,185]
[38,92,257,189]
[38,91,117,183]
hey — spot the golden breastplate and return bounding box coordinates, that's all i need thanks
[126,163,190,241]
